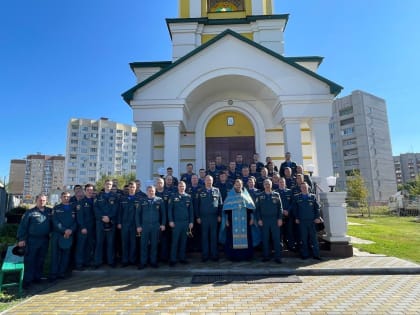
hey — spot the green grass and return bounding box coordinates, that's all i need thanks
[348,216,420,263]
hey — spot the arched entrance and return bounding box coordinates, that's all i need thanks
[205,111,255,165]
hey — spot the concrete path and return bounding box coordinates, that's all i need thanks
[2,253,420,315]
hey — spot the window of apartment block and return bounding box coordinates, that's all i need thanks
[341,127,354,136]
[339,106,353,116]
[71,124,78,129]
[340,117,355,126]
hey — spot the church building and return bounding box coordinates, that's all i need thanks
[122,0,343,187]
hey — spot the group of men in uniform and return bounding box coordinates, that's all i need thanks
[16,152,323,290]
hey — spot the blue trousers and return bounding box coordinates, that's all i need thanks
[261,220,282,259]
[75,225,95,268]
[23,236,49,284]
[170,222,188,262]
[50,234,72,279]
[94,224,115,266]
[121,224,137,264]
[140,225,160,265]
[298,220,320,258]
[200,216,219,260]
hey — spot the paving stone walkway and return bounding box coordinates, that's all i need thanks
[2,253,419,315]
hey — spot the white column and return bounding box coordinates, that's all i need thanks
[310,117,334,190]
[163,121,181,178]
[281,118,303,165]
[135,122,153,183]
[319,192,350,243]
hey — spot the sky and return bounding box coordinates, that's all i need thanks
[1,0,419,183]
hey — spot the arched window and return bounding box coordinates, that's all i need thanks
[208,0,245,13]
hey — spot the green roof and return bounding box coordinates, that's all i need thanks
[122,29,343,103]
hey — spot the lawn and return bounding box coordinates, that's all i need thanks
[347,215,420,263]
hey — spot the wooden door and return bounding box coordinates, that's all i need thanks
[205,136,255,166]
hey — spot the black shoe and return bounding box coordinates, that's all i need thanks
[121,263,129,268]
[137,264,145,270]
[169,261,176,267]
[201,258,208,263]
[93,264,100,269]
[150,263,159,268]
[211,257,219,262]
[22,282,31,290]
[109,263,116,268]
[313,256,322,261]
[301,256,309,260]
[275,258,282,264]
[180,260,189,265]
[75,266,85,271]
[262,257,270,262]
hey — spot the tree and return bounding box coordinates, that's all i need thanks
[95,173,136,192]
[401,175,420,196]
[346,170,369,216]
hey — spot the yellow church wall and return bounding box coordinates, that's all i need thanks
[263,0,272,14]
[179,0,189,18]
[205,111,254,137]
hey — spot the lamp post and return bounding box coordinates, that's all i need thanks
[326,176,337,192]
[306,164,315,177]
[157,167,166,178]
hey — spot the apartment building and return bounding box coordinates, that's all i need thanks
[393,153,420,185]
[22,154,65,203]
[8,159,26,196]
[64,117,137,189]
[330,90,397,203]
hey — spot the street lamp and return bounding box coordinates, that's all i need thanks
[158,167,166,178]
[326,176,337,192]
[306,164,315,176]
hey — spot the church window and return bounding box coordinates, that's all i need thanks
[208,0,245,12]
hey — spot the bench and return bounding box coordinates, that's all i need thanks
[0,245,24,297]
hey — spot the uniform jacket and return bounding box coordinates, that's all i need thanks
[168,193,194,224]
[17,206,52,241]
[292,193,321,221]
[197,187,223,218]
[255,191,283,221]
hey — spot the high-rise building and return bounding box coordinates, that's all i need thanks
[22,154,65,203]
[64,117,137,188]
[330,90,397,203]
[8,159,26,196]
[393,153,420,185]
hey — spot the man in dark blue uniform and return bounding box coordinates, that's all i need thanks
[292,182,322,260]
[168,181,194,266]
[180,163,195,189]
[216,172,233,202]
[94,179,119,268]
[284,167,296,190]
[280,152,297,178]
[117,181,140,267]
[206,161,220,184]
[74,184,96,270]
[296,165,314,192]
[136,185,166,269]
[17,194,52,289]
[50,192,77,280]
[158,176,176,262]
[196,175,222,262]
[276,177,297,251]
[186,175,202,252]
[256,179,283,263]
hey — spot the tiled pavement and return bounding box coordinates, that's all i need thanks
[2,251,420,315]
